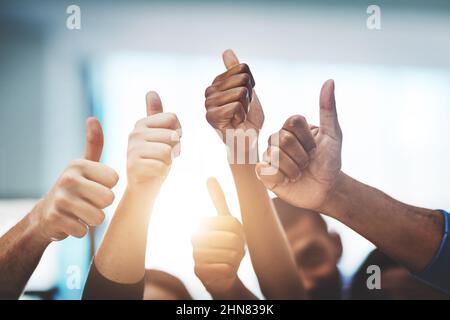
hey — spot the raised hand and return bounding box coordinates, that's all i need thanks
[31,117,119,241]
[256,80,343,211]
[127,91,182,188]
[192,177,246,296]
[204,49,264,163]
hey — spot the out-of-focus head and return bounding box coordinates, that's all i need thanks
[273,198,343,299]
[351,250,449,300]
[144,269,192,300]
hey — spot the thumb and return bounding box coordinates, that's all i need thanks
[222,49,240,70]
[146,91,163,116]
[84,117,104,162]
[207,177,231,216]
[319,79,341,139]
[247,89,264,129]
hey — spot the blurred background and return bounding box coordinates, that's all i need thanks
[1,0,450,299]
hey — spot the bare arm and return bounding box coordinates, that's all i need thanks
[0,211,49,299]
[0,118,117,299]
[257,79,445,274]
[204,49,305,299]
[321,172,443,272]
[83,92,182,299]
[230,164,305,299]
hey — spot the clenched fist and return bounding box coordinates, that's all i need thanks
[192,178,246,296]
[30,117,119,241]
[127,91,181,188]
[205,49,264,163]
[256,80,343,211]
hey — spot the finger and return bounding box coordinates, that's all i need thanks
[205,87,249,112]
[283,115,316,154]
[270,130,310,169]
[59,212,89,239]
[135,128,180,146]
[255,160,286,189]
[84,117,104,162]
[75,177,115,209]
[310,125,320,137]
[192,230,241,250]
[207,177,231,216]
[319,79,341,139]
[205,74,253,99]
[247,90,264,129]
[77,160,119,188]
[193,248,243,266]
[267,146,302,181]
[136,142,174,165]
[198,216,244,240]
[146,91,163,116]
[60,196,105,226]
[213,63,255,88]
[205,102,245,130]
[222,49,240,70]
[135,113,181,132]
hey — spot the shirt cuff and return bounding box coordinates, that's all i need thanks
[415,209,450,294]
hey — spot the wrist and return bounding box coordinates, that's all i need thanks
[318,171,353,219]
[126,179,163,195]
[223,133,260,165]
[26,200,52,247]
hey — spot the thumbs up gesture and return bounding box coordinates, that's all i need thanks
[191,178,246,296]
[256,80,343,211]
[126,91,182,188]
[30,117,119,241]
[204,49,264,163]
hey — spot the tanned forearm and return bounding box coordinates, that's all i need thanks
[230,164,305,299]
[83,92,181,299]
[321,172,444,272]
[0,205,51,299]
[92,184,159,284]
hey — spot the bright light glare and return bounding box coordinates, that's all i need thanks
[93,52,450,299]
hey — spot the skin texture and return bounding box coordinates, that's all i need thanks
[204,49,305,299]
[0,118,117,299]
[256,80,444,273]
[192,178,257,300]
[85,91,181,288]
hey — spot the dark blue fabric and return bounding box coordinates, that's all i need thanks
[416,210,450,295]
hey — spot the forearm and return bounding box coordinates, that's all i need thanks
[83,183,160,299]
[230,164,305,299]
[321,172,444,272]
[0,206,50,299]
[211,277,258,300]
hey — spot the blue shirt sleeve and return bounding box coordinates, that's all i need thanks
[415,210,450,294]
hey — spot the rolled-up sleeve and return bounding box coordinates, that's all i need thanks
[416,210,450,294]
